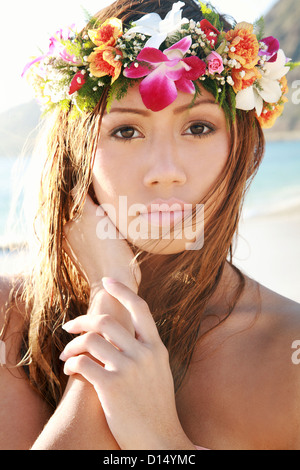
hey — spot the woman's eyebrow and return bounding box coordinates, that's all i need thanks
[173,99,218,114]
[108,99,218,116]
[107,107,151,116]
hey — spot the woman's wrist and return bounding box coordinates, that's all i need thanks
[88,283,136,336]
[89,268,139,298]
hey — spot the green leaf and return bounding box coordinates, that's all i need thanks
[106,75,140,113]
[253,16,265,41]
[189,81,203,108]
[199,1,223,30]
[201,77,219,102]
[287,61,300,71]
[80,6,94,24]
[80,6,99,29]
[219,83,227,108]
[59,99,71,112]
[106,83,116,113]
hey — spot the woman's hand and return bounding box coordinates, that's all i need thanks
[59,278,194,450]
[63,194,141,295]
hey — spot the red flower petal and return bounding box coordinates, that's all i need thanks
[165,36,192,55]
[139,67,178,112]
[123,62,153,79]
[200,19,220,47]
[137,47,169,63]
[182,57,206,80]
[69,71,86,95]
[165,65,184,81]
[175,77,195,94]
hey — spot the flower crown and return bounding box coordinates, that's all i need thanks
[23,1,296,129]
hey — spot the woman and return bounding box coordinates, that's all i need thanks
[1,0,299,450]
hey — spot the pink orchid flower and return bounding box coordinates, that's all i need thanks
[124,36,206,111]
[22,26,81,78]
[47,25,83,64]
[259,36,280,63]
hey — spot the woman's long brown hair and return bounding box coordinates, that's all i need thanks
[2,0,265,409]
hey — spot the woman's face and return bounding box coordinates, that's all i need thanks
[92,84,230,254]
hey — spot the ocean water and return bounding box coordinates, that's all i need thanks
[0,158,14,240]
[0,140,300,248]
[0,156,29,249]
[244,140,300,218]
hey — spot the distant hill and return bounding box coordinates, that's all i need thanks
[264,0,300,61]
[263,0,300,139]
[0,0,299,157]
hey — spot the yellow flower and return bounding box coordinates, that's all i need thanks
[88,18,123,48]
[88,46,123,83]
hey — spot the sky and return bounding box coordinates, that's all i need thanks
[0,0,279,114]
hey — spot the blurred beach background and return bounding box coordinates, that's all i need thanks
[0,0,299,303]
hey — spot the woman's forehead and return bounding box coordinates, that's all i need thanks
[109,83,218,114]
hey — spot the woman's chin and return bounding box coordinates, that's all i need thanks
[117,216,204,254]
[128,237,191,255]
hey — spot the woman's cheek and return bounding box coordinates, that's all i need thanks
[93,150,119,202]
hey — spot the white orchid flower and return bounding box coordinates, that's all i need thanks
[124,1,189,49]
[236,49,290,116]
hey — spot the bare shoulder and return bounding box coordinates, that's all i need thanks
[234,279,300,448]
[255,281,300,347]
[256,283,300,448]
[0,274,25,360]
[0,274,52,450]
[223,274,300,338]
[232,277,300,376]
[187,276,300,449]
[258,281,300,317]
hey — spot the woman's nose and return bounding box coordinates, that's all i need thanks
[143,140,187,187]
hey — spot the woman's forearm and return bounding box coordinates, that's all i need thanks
[32,290,132,450]
[31,375,119,450]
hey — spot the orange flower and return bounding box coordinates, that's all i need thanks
[279,75,289,98]
[88,18,123,47]
[88,46,123,83]
[257,103,284,129]
[226,22,260,70]
[257,76,289,129]
[230,66,261,93]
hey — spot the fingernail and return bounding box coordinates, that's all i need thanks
[59,351,67,361]
[62,322,73,332]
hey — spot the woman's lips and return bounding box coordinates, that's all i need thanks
[139,210,186,227]
[137,198,193,228]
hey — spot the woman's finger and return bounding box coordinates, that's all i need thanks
[63,314,137,352]
[63,354,110,383]
[60,331,122,369]
[101,278,159,344]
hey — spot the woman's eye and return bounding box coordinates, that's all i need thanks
[111,126,141,140]
[185,123,214,137]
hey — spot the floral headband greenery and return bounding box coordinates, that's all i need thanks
[23,1,297,128]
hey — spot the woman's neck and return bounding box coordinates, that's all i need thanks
[140,254,242,316]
